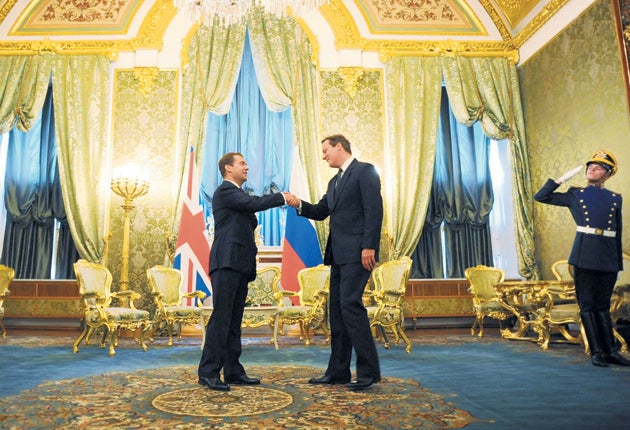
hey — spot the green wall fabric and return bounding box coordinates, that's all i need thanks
[519,0,630,279]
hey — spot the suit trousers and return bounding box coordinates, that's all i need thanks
[325,261,380,380]
[198,268,248,379]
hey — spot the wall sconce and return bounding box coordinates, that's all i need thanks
[111,166,149,299]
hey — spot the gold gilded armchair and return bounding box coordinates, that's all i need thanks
[147,265,206,346]
[73,259,151,356]
[465,265,511,337]
[275,264,330,346]
[0,265,15,338]
[366,256,413,353]
[532,281,589,352]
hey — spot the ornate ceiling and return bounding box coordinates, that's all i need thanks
[0,0,598,62]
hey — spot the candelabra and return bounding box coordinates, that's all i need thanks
[111,175,149,299]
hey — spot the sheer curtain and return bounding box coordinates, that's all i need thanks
[202,33,293,246]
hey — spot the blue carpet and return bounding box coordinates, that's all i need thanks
[2,334,630,429]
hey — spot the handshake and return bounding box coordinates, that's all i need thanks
[282,192,301,208]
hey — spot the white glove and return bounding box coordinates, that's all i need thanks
[556,165,583,184]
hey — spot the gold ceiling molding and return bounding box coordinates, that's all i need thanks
[0,0,19,25]
[475,0,513,41]
[130,0,178,50]
[495,0,539,28]
[321,0,368,50]
[321,0,518,59]
[512,0,570,46]
[0,38,122,59]
[377,39,519,62]
[0,0,175,56]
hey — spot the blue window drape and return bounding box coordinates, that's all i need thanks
[1,84,79,279]
[201,32,293,246]
[412,87,494,278]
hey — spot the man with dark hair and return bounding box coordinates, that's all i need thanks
[198,152,294,391]
[288,134,383,390]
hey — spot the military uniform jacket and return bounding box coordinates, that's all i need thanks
[534,179,623,273]
[209,181,286,282]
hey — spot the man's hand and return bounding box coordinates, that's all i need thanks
[556,165,583,184]
[282,192,301,208]
[361,249,376,271]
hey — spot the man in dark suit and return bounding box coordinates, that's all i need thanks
[198,152,291,391]
[289,134,383,391]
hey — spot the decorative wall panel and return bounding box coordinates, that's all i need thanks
[319,68,385,174]
[110,69,179,310]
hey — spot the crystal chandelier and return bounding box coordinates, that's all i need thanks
[174,0,328,26]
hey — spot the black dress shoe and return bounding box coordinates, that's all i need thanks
[591,352,609,367]
[308,374,351,384]
[346,377,377,391]
[225,374,261,385]
[606,351,630,366]
[198,376,230,391]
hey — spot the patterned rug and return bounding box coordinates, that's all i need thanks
[0,364,482,429]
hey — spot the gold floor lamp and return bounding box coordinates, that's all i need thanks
[111,174,149,305]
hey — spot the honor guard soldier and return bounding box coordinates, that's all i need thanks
[535,150,630,367]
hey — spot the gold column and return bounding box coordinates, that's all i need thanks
[110,176,149,299]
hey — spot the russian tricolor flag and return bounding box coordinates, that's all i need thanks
[173,146,212,305]
[281,147,323,304]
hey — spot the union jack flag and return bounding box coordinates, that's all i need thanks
[173,146,212,305]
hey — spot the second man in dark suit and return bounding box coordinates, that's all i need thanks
[289,134,384,391]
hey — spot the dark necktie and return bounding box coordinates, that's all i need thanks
[332,169,343,200]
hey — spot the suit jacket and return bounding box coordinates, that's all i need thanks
[299,159,383,265]
[209,181,286,281]
[534,179,623,273]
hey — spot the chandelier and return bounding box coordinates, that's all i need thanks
[174,0,328,26]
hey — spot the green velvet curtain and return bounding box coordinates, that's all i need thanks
[0,56,51,133]
[442,56,538,279]
[385,55,536,279]
[175,21,246,239]
[51,55,112,264]
[383,56,442,260]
